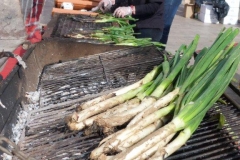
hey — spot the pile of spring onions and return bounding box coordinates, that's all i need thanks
[75,14,165,48]
[66,27,240,160]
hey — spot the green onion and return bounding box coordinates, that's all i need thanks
[96,28,240,160]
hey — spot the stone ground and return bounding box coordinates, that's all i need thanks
[166,3,240,53]
[166,3,240,77]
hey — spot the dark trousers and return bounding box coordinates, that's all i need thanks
[134,28,163,42]
[160,0,182,45]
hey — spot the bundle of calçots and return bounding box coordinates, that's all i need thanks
[66,27,240,160]
[93,14,164,47]
[73,14,165,48]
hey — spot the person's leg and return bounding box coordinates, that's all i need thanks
[134,28,163,42]
[160,0,182,45]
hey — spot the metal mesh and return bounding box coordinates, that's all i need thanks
[47,14,112,43]
[38,46,164,107]
[167,101,240,160]
[15,47,240,160]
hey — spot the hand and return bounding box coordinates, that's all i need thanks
[98,0,115,13]
[91,6,100,12]
[113,7,132,18]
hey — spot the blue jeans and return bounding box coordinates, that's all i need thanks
[134,28,163,42]
[160,0,182,45]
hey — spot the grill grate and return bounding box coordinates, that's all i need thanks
[167,103,240,160]
[17,47,240,160]
[38,46,163,107]
[50,14,111,43]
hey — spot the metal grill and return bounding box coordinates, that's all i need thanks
[16,47,240,160]
[50,14,111,43]
[167,102,240,160]
[38,46,163,107]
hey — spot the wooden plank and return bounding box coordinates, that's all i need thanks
[56,0,98,10]
[56,0,100,4]
[52,8,99,15]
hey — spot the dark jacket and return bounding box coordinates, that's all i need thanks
[111,0,164,30]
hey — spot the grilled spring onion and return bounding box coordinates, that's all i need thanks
[66,64,162,131]
[95,14,137,27]
[98,28,240,160]
[92,39,198,135]
[152,51,240,160]
[88,27,240,160]
[66,26,240,160]
[77,64,162,111]
[126,38,197,127]
[67,82,152,131]
[92,15,165,47]
[89,36,199,159]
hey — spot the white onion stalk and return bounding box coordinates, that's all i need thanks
[84,98,140,126]
[135,133,175,160]
[66,64,161,131]
[128,88,180,127]
[90,141,108,160]
[80,93,116,110]
[112,117,184,160]
[90,117,168,159]
[68,99,140,131]
[66,87,145,131]
[152,127,192,160]
[93,59,169,130]
[117,117,168,151]
[99,129,124,146]
[90,130,125,159]
[73,82,152,123]
[95,96,157,128]
[66,119,85,131]
[152,111,205,160]
[79,65,161,110]
[106,103,175,150]
[67,99,140,131]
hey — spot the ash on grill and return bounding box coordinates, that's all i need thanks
[8,47,240,160]
[2,103,39,160]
